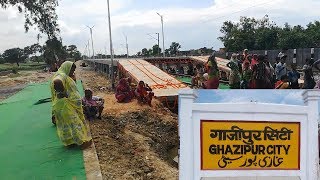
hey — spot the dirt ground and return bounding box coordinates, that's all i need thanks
[0,70,52,100]
[75,61,179,180]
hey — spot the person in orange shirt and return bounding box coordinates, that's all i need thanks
[275,75,291,89]
[135,81,154,106]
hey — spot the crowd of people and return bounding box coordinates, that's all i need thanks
[50,60,155,149]
[190,49,320,89]
[49,51,320,149]
[115,77,154,106]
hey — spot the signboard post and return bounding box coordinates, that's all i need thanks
[178,90,320,180]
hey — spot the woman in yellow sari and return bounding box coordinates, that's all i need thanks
[51,61,92,149]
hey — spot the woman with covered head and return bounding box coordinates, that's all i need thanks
[135,81,154,106]
[227,53,241,89]
[204,53,220,89]
[115,78,134,103]
[51,61,92,149]
[252,55,267,89]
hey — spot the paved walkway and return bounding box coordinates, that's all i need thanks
[0,82,86,179]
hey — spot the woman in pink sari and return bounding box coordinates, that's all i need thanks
[250,54,259,70]
[115,78,134,103]
[204,54,220,89]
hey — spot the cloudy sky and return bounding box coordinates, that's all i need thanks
[195,90,304,105]
[0,0,319,55]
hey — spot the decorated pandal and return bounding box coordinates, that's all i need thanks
[117,59,192,109]
[117,59,189,97]
[190,56,231,74]
[144,56,231,76]
[87,56,231,109]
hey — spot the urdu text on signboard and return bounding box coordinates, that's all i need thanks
[201,120,300,170]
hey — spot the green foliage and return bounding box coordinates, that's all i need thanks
[30,56,44,63]
[168,42,181,56]
[0,54,4,64]
[1,41,80,68]
[139,42,181,57]
[219,15,320,51]
[141,48,150,57]
[165,49,170,56]
[0,62,46,72]
[43,37,67,65]
[152,44,161,56]
[11,66,18,74]
[2,48,27,66]
[67,45,82,60]
[0,0,59,39]
[198,47,214,54]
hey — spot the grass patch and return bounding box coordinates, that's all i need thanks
[8,73,21,78]
[0,62,47,72]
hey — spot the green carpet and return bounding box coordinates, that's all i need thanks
[0,81,86,179]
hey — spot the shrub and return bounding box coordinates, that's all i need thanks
[0,58,5,64]
[12,66,18,74]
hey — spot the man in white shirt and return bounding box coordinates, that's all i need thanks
[275,53,287,80]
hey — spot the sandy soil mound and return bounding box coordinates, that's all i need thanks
[75,61,179,179]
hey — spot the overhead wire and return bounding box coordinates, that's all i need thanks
[202,1,275,23]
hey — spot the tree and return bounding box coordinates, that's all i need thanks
[148,49,153,56]
[23,46,33,59]
[43,37,67,65]
[30,43,43,55]
[2,48,26,66]
[141,48,149,57]
[0,53,4,64]
[25,44,43,63]
[66,45,81,60]
[73,51,81,60]
[168,42,181,56]
[0,0,59,39]
[219,15,320,51]
[199,47,214,55]
[152,44,161,56]
[165,49,170,56]
[306,21,320,47]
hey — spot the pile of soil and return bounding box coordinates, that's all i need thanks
[75,61,179,179]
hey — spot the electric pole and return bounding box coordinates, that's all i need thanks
[107,0,115,89]
[156,33,160,56]
[123,33,129,58]
[87,40,91,59]
[86,25,95,59]
[157,12,165,58]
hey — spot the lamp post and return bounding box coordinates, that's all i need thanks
[123,33,129,58]
[157,12,165,58]
[87,40,91,59]
[107,0,115,89]
[156,32,160,56]
[86,25,95,59]
[84,44,88,60]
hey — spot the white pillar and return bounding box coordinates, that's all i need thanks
[303,90,320,180]
[179,89,197,180]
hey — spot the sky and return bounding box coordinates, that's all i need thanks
[0,0,319,55]
[195,90,304,105]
